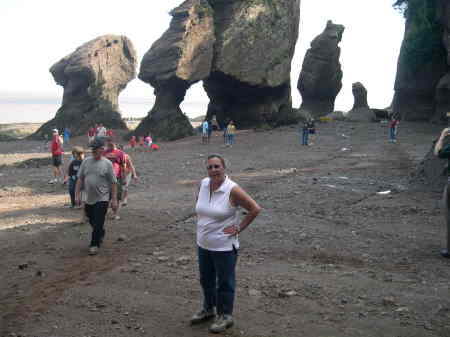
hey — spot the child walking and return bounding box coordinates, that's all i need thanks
[64,146,84,208]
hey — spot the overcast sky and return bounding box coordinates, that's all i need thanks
[0,0,404,112]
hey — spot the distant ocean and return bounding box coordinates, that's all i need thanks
[0,99,208,124]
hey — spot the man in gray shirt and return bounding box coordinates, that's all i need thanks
[75,138,118,255]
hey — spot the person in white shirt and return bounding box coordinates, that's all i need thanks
[96,123,107,139]
[191,154,261,333]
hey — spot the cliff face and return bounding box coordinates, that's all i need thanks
[393,1,448,122]
[33,35,137,139]
[135,0,301,139]
[297,20,344,118]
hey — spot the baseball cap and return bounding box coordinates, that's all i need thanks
[52,128,59,133]
[89,138,105,150]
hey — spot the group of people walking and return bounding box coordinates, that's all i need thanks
[201,119,236,147]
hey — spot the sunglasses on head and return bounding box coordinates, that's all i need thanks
[207,164,221,170]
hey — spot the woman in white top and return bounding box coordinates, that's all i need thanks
[191,154,261,333]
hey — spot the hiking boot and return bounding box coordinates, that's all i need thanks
[190,308,215,325]
[89,246,99,255]
[209,314,234,333]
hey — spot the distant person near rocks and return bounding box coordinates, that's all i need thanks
[129,135,137,150]
[202,120,209,144]
[48,129,65,184]
[96,123,107,139]
[63,127,71,145]
[103,138,126,220]
[88,127,96,144]
[434,127,450,258]
[191,154,261,333]
[226,121,236,147]
[388,116,399,143]
[75,138,118,256]
[301,121,309,146]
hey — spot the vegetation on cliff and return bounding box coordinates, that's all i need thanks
[393,0,445,72]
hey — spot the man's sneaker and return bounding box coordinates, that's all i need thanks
[209,314,234,333]
[48,179,57,184]
[89,246,99,255]
[190,308,215,325]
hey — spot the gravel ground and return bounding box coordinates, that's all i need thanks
[1,120,450,337]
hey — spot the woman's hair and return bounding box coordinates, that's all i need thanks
[207,154,226,169]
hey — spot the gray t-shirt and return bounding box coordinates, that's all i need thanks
[78,157,117,205]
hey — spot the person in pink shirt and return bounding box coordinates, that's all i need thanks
[103,138,126,220]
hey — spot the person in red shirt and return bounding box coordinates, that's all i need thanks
[103,138,126,219]
[106,129,114,138]
[388,116,400,143]
[49,129,65,184]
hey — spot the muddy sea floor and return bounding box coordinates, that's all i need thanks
[1,121,450,337]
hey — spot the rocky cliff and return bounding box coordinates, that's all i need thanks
[392,0,447,122]
[135,0,300,139]
[32,35,137,139]
[297,20,344,118]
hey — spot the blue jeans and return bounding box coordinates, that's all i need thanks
[301,130,309,145]
[227,134,235,145]
[198,246,238,315]
[389,127,396,141]
[68,177,77,206]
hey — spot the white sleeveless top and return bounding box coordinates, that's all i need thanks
[195,176,239,251]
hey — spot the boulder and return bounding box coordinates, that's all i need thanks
[325,111,345,121]
[345,107,375,122]
[297,20,344,118]
[135,0,215,140]
[32,35,137,139]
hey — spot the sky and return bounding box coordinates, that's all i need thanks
[0,0,405,122]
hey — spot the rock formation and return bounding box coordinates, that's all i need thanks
[346,82,375,122]
[134,0,215,140]
[297,20,344,118]
[392,1,447,122]
[32,35,137,139]
[351,82,369,110]
[204,0,300,128]
[135,0,300,139]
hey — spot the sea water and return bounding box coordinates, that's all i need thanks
[0,100,207,124]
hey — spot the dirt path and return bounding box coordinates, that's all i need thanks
[1,121,450,337]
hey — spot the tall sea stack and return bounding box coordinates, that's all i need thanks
[134,0,301,140]
[32,35,137,139]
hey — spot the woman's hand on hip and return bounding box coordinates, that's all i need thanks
[223,224,239,236]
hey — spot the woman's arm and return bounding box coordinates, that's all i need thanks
[224,186,261,236]
[434,128,450,156]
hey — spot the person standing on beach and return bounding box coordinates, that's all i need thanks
[202,120,209,144]
[388,116,399,143]
[434,127,450,258]
[63,127,71,145]
[75,138,118,256]
[49,129,65,184]
[191,154,261,333]
[207,119,213,143]
[226,121,236,147]
[96,123,107,139]
[88,127,96,144]
[301,121,309,146]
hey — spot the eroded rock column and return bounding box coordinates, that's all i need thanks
[297,20,344,118]
[134,0,215,141]
[32,35,137,139]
